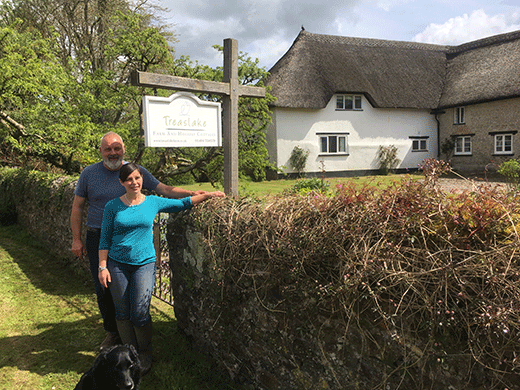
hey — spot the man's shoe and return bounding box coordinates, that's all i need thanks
[99,332,121,352]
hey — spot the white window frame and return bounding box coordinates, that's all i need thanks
[410,137,428,152]
[454,107,465,125]
[494,133,513,155]
[454,135,472,155]
[336,94,362,110]
[318,133,349,155]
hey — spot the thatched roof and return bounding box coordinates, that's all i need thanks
[439,31,520,108]
[266,29,520,110]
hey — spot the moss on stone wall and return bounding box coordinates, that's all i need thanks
[0,167,86,274]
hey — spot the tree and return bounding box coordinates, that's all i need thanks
[236,53,276,182]
[0,0,276,183]
[0,21,98,172]
[0,0,176,173]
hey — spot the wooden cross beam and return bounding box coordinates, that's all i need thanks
[130,38,266,197]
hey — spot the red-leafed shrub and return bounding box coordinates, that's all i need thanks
[193,171,520,388]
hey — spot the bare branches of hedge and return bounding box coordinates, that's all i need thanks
[193,174,520,387]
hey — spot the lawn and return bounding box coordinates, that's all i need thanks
[180,174,411,196]
[0,224,236,390]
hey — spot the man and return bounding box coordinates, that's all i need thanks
[71,131,205,351]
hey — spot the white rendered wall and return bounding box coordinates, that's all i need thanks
[269,95,438,174]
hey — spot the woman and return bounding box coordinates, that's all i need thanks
[98,163,224,374]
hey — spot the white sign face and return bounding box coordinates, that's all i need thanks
[143,92,222,147]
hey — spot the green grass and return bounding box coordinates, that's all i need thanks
[182,174,412,196]
[0,224,237,390]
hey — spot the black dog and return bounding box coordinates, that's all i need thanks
[74,344,141,390]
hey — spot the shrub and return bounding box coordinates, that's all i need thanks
[288,146,310,177]
[194,178,520,388]
[498,159,520,190]
[0,168,17,225]
[288,178,329,194]
[419,158,451,187]
[440,137,455,159]
[376,145,400,175]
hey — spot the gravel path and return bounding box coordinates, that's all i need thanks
[436,177,508,193]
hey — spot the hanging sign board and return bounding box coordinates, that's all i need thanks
[143,92,222,147]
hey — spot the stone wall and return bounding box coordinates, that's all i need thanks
[167,209,517,390]
[0,168,87,274]
[438,97,520,174]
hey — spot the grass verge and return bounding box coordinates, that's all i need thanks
[0,224,236,390]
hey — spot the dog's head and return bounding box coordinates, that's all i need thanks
[98,344,141,390]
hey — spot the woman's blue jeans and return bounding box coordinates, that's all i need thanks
[107,259,156,327]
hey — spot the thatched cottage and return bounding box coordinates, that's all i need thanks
[265,29,520,177]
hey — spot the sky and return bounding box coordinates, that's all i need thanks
[161,0,520,71]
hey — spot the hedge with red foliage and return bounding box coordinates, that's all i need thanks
[193,175,520,388]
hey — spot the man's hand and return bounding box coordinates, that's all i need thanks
[72,238,86,258]
[70,195,87,258]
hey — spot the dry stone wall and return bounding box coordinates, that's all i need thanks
[0,168,88,274]
[167,210,508,390]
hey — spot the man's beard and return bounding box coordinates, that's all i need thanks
[103,156,123,170]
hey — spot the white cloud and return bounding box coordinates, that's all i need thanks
[246,32,293,70]
[414,9,520,45]
[376,0,413,13]
[162,0,520,69]
[164,0,361,68]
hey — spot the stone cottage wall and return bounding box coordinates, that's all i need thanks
[438,97,520,174]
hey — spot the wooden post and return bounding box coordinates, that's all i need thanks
[222,39,239,196]
[130,39,265,197]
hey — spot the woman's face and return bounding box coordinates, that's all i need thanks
[120,169,143,195]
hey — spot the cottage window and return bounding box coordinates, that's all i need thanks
[454,107,465,124]
[319,134,349,154]
[336,95,362,110]
[454,136,472,155]
[410,137,428,152]
[494,134,513,155]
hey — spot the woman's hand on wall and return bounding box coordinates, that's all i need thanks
[191,191,226,206]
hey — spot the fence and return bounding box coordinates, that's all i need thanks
[153,214,174,306]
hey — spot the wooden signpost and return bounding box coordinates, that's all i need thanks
[131,38,266,196]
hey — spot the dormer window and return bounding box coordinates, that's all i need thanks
[454,107,465,124]
[336,95,362,110]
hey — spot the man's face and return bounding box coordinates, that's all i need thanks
[100,135,125,171]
